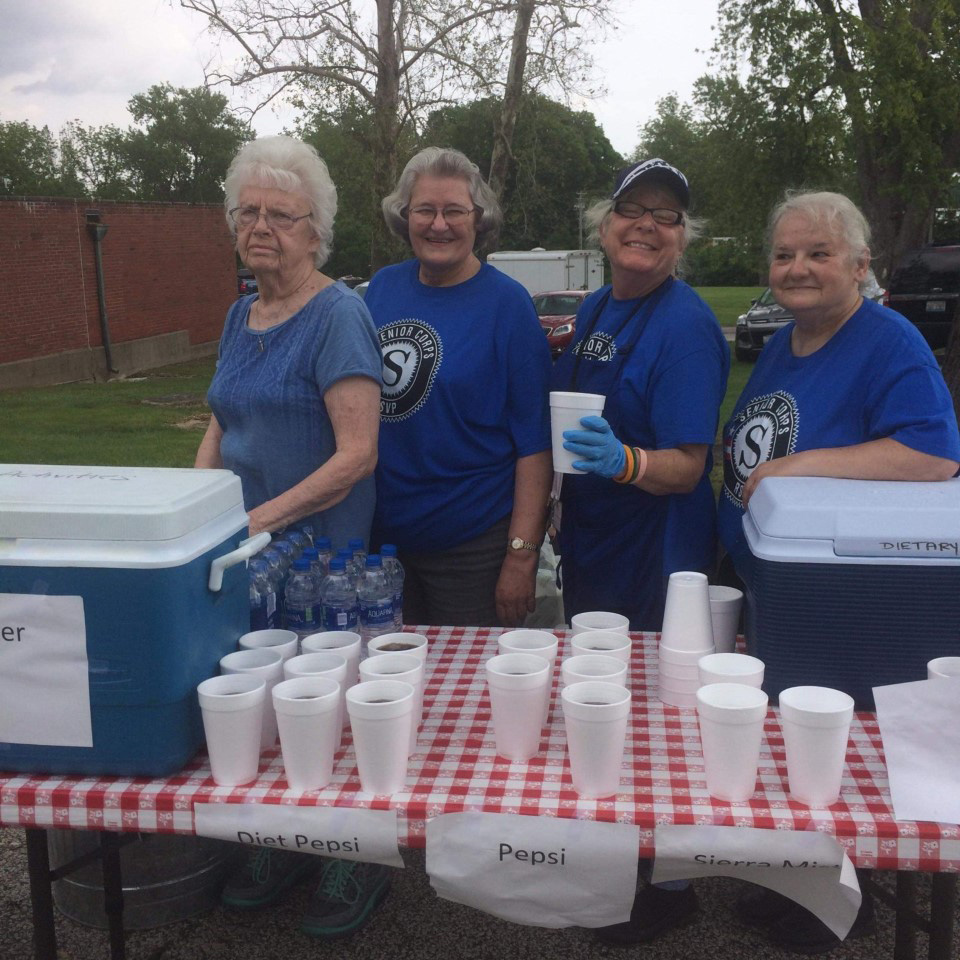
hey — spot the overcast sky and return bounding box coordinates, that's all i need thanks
[0,0,719,159]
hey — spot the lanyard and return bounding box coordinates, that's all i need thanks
[567,278,672,391]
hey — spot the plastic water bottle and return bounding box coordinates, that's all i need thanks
[380,544,405,630]
[349,538,367,574]
[272,540,297,587]
[283,558,323,639]
[337,548,359,590]
[260,547,288,618]
[297,522,315,546]
[320,558,359,633]
[358,555,394,658]
[314,536,333,578]
[247,557,277,630]
[281,529,309,561]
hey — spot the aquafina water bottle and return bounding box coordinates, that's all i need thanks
[320,557,359,633]
[379,544,405,630]
[358,554,394,658]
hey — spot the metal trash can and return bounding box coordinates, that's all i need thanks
[48,830,231,931]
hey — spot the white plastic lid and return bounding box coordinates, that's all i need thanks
[0,464,245,541]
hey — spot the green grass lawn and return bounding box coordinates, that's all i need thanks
[0,287,760,473]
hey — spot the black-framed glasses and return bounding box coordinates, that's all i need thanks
[613,201,683,226]
[229,207,311,231]
[405,205,477,224]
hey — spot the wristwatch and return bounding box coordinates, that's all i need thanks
[508,536,540,553]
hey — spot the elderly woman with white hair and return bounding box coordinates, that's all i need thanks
[364,146,552,628]
[196,136,382,548]
[718,190,960,581]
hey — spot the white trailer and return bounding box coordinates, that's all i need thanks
[486,248,604,295]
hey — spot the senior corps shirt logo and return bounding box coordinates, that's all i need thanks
[378,320,442,420]
[572,331,617,362]
[723,391,798,507]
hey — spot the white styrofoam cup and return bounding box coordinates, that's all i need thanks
[272,676,340,791]
[197,674,265,786]
[346,679,414,795]
[550,391,606,473]
[561,681,631,798]
[219,647,285,751]
[485,653,551,761]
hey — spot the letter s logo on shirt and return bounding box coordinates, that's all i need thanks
[377,321,443,421]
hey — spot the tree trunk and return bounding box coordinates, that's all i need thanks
[482,0,536,255]
[370,0,403,273]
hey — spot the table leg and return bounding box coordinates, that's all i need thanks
[928,873,956,960]
[893,872,918,960]
[99,831,127,960]
[24,828,57,960]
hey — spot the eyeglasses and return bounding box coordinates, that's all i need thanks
[405,205,477,224]
[613,201,683,226]
[229,207,311,231]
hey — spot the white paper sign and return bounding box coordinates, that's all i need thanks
[426,813,639,928]
[0,593,92,747]
[652,825,860,939]
[874,677,960,825]
[193,802,404,868]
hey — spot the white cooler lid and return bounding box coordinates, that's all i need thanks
[0,464,246,542]
[745,476,960,561]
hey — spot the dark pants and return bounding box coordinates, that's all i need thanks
[399,516,510,628]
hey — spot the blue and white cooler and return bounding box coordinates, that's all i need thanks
[0,464,260,776]
[742,476,960,709]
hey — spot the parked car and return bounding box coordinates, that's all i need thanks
[532,290,589,358]
[735,271,886,361]
[734,287,791,361]
[237,269,258,296]
[884,244,959,351]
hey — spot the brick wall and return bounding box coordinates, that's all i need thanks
[0,197,236,376]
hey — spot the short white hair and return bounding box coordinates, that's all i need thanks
[768,190,871,269]
[224,136,338,268]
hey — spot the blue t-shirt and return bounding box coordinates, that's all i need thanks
[554,279,730,575]
[206,282,382,550]
[365,260,552,552]
[718,297,960,570]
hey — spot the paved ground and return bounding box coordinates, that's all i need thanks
[3,826,957,960]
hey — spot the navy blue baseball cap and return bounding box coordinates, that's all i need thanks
[611,158,690,207]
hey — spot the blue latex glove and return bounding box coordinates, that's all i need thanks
[562,415,626,478]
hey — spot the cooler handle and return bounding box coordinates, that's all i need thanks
[208,531,272,592]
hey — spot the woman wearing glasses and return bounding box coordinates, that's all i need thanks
[196,136,382,548]
[555,159,730,632]
[364,146,552,627]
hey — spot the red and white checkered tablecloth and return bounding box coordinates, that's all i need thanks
[2,628,958,872]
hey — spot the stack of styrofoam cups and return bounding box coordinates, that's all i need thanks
[561,681,632,798]
[549,392,606,473]
[570,611,630,637]
[283,652,349,749]
[778,686,854,807]
[367,632,429,663]
[197,674,265,786]
[485,653,551,761]
[659,571,714,709]
[698,652,764,688]
[219,648,285,751]
[708,585,744,654]
[696,682,769,802]
[301,631,362,689]
[238,628,300,663]
[561,654,628,689]
[271,676,340,791]
[498,630,559,724]
[570,630,632,663]
[928,657,960,679]
[359,653,424,756]
[346,679,415,795]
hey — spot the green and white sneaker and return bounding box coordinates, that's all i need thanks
[221,848,319,910]
[301,859,392,939]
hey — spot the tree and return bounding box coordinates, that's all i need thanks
[59,123,134,200]
[712,0,960,281]
[121,83,250,203]
[0,120,80,196]
[181,0,608,269]
[424,94,621,251]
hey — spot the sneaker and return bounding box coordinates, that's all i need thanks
[301,859,392,939]
[221,848,319,910]
[594,883,698,946]
[765,891,875,955]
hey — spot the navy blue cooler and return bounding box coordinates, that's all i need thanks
[0,464,254,776]
[742,477,960,710]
